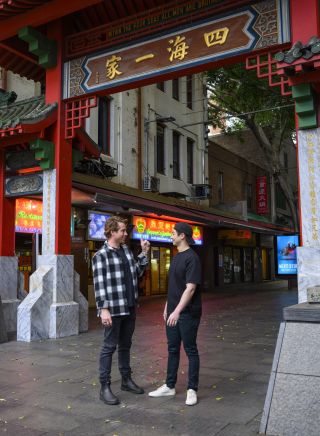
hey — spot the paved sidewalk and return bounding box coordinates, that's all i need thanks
[0,283,297,436]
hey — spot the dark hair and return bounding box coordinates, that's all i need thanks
[104,216,128,238]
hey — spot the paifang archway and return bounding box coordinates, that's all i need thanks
[1,1,320,432]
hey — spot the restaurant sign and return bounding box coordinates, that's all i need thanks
[15,198,43,234]
[64,0,290,98]
[132,216,203,245]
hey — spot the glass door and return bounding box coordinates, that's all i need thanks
[150,247,160,294]
[233,248,241,283]
[223,247,233,284]
[159,247,171,294]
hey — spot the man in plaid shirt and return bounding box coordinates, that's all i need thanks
[92,216,150,405]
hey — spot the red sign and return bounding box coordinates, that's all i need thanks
[15,198,43,233]
[256,176,268,215]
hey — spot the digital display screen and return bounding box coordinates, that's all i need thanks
[88,211,111,240]
[276,235,299,275]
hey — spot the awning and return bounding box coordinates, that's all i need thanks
[72,173,294,235]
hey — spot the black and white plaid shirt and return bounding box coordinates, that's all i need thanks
[92,242,148,317]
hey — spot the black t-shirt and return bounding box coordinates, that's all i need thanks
[167,248,202,317]
[116,246,135,307]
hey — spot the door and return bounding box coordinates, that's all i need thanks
[261,248,269,280]
[150,246,172,295]
[233,248,241,283]
[243,248,253,282]
[223,247,233,284]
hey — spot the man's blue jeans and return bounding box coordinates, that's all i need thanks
[165,312,200,391]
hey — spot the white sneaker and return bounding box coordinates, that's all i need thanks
[148,384,176,397]
[186,389,197,406]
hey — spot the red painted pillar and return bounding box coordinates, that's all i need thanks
[0,150,15,256]
[46,20,71,255]
[290,0,320,242]
[290,0,320,42]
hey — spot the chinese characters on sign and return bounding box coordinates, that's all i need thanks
[15,198,43,234]
[256,176,268,215]
[298,129,320,247]
[132,216,203,245]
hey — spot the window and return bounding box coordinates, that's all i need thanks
[218,171,224,203]
[156,124,165,174]
[246,183,253,210]
[187,138,194,184]
[276,183,287,210]
[156,82,165,92]
[98,97,110,154]
[186,75,193,109]
[172,131,180,179]
[172,78,179,100]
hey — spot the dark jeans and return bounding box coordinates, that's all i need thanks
[99,308,136,384]
[166,312,200,391]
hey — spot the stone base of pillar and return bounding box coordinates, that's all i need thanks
[17,255,88,342]
[260,304,320,435]
[2,299,20,333]
[297,247,320,302]
[49,302,79,338]
[0,296,8,343]
[0,256,19,333]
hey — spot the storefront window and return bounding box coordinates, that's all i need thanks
[244,248,253,282]
[223,247,233,284]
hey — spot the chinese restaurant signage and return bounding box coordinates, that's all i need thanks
[256,176,268,215]
[298,129,320,246]
[15,198,43,234]
[217,230,252,240]
[64,0,290,98]
[132,216,203,245]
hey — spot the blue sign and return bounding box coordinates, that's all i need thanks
[276,235,299,275]
[88,211,111,240]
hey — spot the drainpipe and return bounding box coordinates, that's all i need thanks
[137,88,142,190]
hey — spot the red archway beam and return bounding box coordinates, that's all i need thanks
[65,96,97,139]
[245,51,291,96]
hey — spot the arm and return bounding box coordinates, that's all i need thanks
[166,283,196,326]
[135,239,150,277]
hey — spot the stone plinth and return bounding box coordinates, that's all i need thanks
[297,247,320,303]
[17,255,86,342]
[0,257,19,333]
[260,304,320,435]
[0,296,8,343]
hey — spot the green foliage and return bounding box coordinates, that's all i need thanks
[206,63,295,136]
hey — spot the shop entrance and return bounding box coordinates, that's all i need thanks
[150,246,172,295]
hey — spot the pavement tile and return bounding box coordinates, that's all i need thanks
[0,284,297,435]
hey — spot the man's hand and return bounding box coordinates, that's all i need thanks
[140,239,150,254]
[101,308,112,327]
[163,307,167,322]
[167,310,180,327]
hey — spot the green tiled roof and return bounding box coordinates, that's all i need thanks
[275,36,320,64]
[0,93,57,130]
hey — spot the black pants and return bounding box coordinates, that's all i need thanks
[99,308,136,384]
[166,312,200,391]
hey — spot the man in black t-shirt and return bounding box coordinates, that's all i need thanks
[149,222,201,406]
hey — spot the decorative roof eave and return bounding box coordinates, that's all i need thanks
[0,95,57,144]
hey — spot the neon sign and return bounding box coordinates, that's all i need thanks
[15,198,43,234]
[132,216,203,245]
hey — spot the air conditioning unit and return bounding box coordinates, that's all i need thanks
[143,175,160,192]
[191,184,212,199]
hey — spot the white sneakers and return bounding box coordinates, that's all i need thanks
[148,384,198,406]
[148,384,176,397]
[185,389,197,406]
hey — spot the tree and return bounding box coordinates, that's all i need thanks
[206,62,298,230]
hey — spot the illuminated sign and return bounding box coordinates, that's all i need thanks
[132,216,203,245]
[218,230,252,240]
[15,198,43,234]
[276,235,299,275]
[88,211,111,240]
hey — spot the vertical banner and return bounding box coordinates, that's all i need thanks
[298,129,320,247]
[256,176,268,215]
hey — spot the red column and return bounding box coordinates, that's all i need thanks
[0,150,15,256]
[290,0,320,42]
[46,20,71,254]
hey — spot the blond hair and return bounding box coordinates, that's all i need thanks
[104,216,128,238]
